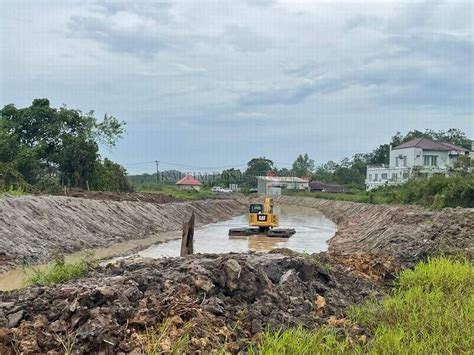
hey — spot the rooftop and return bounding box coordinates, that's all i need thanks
[393,137,469,152]
[175,175,202,186]
[309,180,346,193]
[257,176,309,183]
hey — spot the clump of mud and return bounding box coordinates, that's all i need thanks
[0,252,382,353]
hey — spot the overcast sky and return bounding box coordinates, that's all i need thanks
[1,0,473,174]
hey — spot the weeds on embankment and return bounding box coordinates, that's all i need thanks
[0,186,28,197]
[24,252,97,286]
[249,257,474,354]
[284,174,474,209]
[136,184,213,200]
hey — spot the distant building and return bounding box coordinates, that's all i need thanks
[176,175,202,191]
[257,176,309,196]
[366,138,472,191]
[309,181,346,193]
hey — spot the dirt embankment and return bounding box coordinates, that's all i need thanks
[0,196,245,272]
[0,252,380,354]
[63,189,181,204]
[276,196,474,266]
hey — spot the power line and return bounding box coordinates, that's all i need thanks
[120,161,156,166]
[120,160,293,170]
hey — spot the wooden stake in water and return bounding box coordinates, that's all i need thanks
[180,211,195,257]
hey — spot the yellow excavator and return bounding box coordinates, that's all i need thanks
[229,197,296,237]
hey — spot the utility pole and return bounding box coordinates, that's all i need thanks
[155,160,160,185]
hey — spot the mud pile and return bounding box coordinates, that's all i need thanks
[0,252,381,353]
[0,196,245,272]
[276,196,474,266]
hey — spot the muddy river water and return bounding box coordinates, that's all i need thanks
[0,205,335,291]
[140,205,335,257]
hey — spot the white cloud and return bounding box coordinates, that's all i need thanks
[1,0,472,172]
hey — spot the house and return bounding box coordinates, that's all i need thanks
[366,138,472,191]
[257,176,309,196]
[175,175,202,191]
[309,181,346,193]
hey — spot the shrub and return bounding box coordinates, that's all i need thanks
[25,252,97,286]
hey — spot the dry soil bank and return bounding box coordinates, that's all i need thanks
[276,196,474,266]
[0,195,245,272]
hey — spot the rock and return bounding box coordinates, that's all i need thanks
[202,304,224,316]
[0,302,15,310]
[279,269,298,285]
[194,276,214,292]
[122,286,142,302]
[314,295,326,316]
[98,286,116,300]
[7,310,24,328]
[221,259,242,291]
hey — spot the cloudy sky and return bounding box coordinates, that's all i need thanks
[1,0,473,174]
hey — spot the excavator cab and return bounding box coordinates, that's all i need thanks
[249,204,263,214]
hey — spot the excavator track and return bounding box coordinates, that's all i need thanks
[228,227,295,238]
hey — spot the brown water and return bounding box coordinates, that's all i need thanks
[0,205,335,291]
[139,205,336,258]
[0,231,180,291]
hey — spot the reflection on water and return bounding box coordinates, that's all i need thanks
[139,205,336,258]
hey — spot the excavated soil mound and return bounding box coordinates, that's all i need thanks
[0,252,381,354]
[0,196,245,272]
[63,189,181,204]
[276,196,474,266]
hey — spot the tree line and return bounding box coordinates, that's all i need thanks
[2,100,470,194]
[212,128,472,191]
[0,99,130,192]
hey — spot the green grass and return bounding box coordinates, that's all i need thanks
[140,319,190,354]
[25,253,97,286]
[135,184,213,200]
[0,185,28,196]
[248,257,474,354]
[283,190,388,204]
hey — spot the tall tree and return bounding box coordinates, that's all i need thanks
[292,153,315,177]
[245,157,275,177]
[0,99,127,191]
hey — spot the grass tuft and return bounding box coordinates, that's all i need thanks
[141,319,190,355]
[0,185,28,196]
[24,252,97,286]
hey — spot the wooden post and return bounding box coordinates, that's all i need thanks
[180,211,195,257]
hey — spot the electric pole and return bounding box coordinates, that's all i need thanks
[155,160,159,185]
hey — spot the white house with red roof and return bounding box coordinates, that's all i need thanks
[366,138,472,190]
[175,175,202,191]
